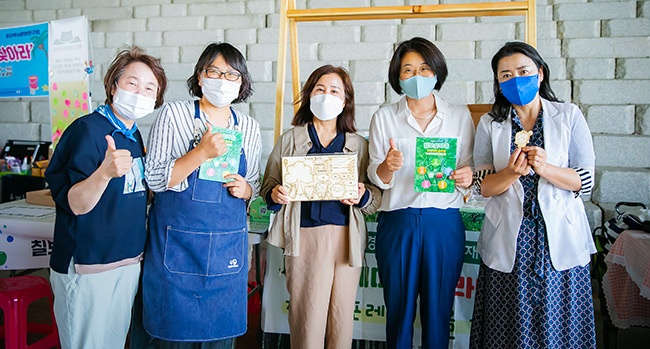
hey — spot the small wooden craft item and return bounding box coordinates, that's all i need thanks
[514,130,533,148]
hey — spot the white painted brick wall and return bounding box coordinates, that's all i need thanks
[434,41,475,59]
[639,106,650,136]
[438,22,516,41]
[83,7,133,21]
[555,2,636,21]
[163,30,224,47]
[564,37,650,58]
[32,11,56,23]
[1,0,27,10]
[0,11,32,24]
[93,19,147,32]
[604,18,650,37]
[26,0,70,11]
[567,58,615,80]
[1,102,30,123]
[134,6,161,19]
[643,1,650,18]
[319,43,394,61]
[298,26,360,43]
[558,20,600,39]
[0,0,648,208]
[594,168,650,204]
[225,29,257,45]
[576,80,650,105]
[205,14,265,30]
[594,135,650,167]
[187,2,246,16]
[30,101,51,124]
[72,0,119,7]
[161,4,188,17]
[105,32,133,48]
[397,24,435,43]
[134,31,163,47]
[617,58,650,80]
[586,105,635,135]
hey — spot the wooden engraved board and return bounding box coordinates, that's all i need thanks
[282,154,358,201]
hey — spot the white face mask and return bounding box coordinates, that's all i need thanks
[310,94,344,121]
[202,77,241,108]
[112,86,156,120]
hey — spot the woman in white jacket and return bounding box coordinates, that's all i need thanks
[469,42,596,348]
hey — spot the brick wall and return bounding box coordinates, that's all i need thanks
[1,0,648,220]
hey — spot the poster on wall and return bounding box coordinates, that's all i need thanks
[0,22,49,98]
[48,16,92,147]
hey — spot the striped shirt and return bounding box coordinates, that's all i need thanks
[145,100,261,200]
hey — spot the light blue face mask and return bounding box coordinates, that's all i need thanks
[399,75,438,100]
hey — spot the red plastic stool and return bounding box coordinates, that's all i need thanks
[0,275,60,349]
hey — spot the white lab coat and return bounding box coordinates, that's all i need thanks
[474,98,596,272]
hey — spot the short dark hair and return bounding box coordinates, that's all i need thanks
[388,37,448,95]
[103,46,167,108]
[291,65,356,133]
[489,41,560,122]
[187,42,253,103]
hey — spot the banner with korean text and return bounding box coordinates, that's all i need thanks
[48,16,92,147]
[0,22,49,98]
[261,204,484,348]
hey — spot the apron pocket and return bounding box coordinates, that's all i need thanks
[191,176,223,203]
[164,226,245,276]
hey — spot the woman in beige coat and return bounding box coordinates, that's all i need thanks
[261,65,381,349]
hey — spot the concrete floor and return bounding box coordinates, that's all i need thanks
[1,268,649,349]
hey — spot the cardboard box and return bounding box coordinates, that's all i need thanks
[26,189,55,207]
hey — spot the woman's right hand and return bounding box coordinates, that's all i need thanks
[271,184,290,205]
[383,138,403,172]
[507,147,531,176]
[196,122,227,159]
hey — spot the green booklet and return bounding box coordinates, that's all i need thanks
[414,137,457,193]
[198,127,243,183]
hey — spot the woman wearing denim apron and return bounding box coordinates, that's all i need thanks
[142,42,261,348]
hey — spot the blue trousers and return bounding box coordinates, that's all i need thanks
[375,207,465,349]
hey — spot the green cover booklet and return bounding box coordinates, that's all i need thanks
[414,137,457,193]
[198,127,243,183]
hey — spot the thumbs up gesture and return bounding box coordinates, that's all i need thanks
[101,135,133,179]
[384,138,403,172]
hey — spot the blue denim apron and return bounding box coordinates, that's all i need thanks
[143,101,248,341]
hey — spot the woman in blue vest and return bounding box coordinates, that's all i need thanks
[143,42,261,348]
[46,46,167,349]
[469,41,596,348]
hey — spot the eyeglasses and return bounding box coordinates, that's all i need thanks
[203,68,242,81]
[400,65,433,77]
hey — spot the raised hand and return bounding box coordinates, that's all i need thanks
[101,135,132,179]
[196,122,227,159]
[384,138,403,172]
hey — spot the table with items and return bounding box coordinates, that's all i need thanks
[602,229,650,329]
[0,199,54,271]
[260,199,486,349]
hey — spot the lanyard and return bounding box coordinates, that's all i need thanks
[192,100,239,148]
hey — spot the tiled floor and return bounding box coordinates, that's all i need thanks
[1,268,649,349]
